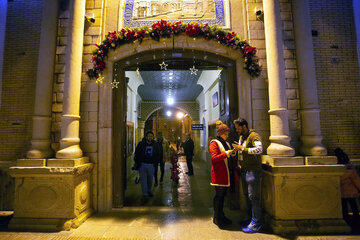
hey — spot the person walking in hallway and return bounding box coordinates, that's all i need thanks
[209,121,235,229]
[232,118,263,233]
[335,147,360,234]
[154,132,169,186]
[134,131,160,202]
[182,132,194,175]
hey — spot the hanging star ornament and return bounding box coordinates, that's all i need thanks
[136,67,140,77]
[95,74,104,84]
[159,61,168,70]
[190,65,198,75]
[111,80,119,89]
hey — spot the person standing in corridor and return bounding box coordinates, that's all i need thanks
[232,118,263,233]
[182,132,194,175]
[134,131,160,202]
[154,132,169,186]
[209,121,235,228]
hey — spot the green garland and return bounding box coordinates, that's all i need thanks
[87,20,261,82]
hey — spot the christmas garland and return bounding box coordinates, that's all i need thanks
[87,20,261,81]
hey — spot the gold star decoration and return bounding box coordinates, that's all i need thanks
[159,61,168,70]
[111,80,119,89]
[190,65,198,75]
[95,74,104,84]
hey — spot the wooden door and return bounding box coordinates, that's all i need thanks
[112,65,127,208]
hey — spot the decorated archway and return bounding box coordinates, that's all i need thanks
[96,27,256,211]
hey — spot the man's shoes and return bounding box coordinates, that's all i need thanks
[213,217,231,229]
[242,220,261,233]
[154,182,158,187]
[148,192,154,197]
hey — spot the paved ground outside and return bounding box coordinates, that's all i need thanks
[0,158,358,240]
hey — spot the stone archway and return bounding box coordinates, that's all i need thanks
[96,35,251,212]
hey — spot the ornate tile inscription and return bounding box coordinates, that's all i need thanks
[123,0,229,28]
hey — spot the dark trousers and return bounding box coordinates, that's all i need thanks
[213,186,228,220]
[154,161,165,184]
[342,198,360,230]
[186,154,194,174]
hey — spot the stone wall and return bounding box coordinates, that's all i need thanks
[309,0,360,157]
[0,0,41,161]
[245,0,301,154]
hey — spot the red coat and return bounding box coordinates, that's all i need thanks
[209,139,230,187]
[340,168,360,198]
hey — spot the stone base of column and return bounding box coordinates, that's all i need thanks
[264,214,350,235]
[267,142,295,157]
[300,136,327,156]
[27,148,53,159]
[9,208,93,231]
[261,161,349,234]
[9,160,93,231]
[56,143,83,159]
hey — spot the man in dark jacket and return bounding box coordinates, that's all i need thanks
[182,132,194,175]
[134,131,160,200]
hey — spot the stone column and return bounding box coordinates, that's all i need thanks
[263,0,295,156]
[56,0,86,159]
[292,0,327,156]
[27,0,59,159]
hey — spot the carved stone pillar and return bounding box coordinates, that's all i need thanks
[27,0,59,159]
[56,0,86,159]
[292,0,327,156]
[263,0,295,156]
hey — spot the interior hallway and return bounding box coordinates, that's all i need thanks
[0,159,356,240]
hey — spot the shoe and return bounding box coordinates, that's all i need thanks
[213,218,225,229]
[148,192,154,197]
[242,220,261,233]
[238,218,251,226]
[154,182,158,187]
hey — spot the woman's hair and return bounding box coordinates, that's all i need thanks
[334,147,350,164]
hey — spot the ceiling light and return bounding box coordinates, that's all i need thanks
[166,111,172,117]
[176,112,184,119]
[167,97,174,105]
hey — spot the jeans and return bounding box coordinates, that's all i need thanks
[139,163,154,196]
[154,161,165,184]
[241,169,262,224]
[213,186,228,220]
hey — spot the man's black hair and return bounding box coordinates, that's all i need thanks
[145,130,154,137]
[233,118,248,128]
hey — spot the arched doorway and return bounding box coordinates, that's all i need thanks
[97,36,251,211]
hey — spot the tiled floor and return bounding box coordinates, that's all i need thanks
[0,158,357,239]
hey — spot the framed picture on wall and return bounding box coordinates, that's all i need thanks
[219,80,226,115]
[212,92,218,107]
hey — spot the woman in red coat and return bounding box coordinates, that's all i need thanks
[335,147,360,233]
[209,121,235,228]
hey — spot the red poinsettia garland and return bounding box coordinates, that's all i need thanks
[87,20,261,80]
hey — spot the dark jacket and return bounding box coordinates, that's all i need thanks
[182,138,194,156]
[134,137,160,167]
